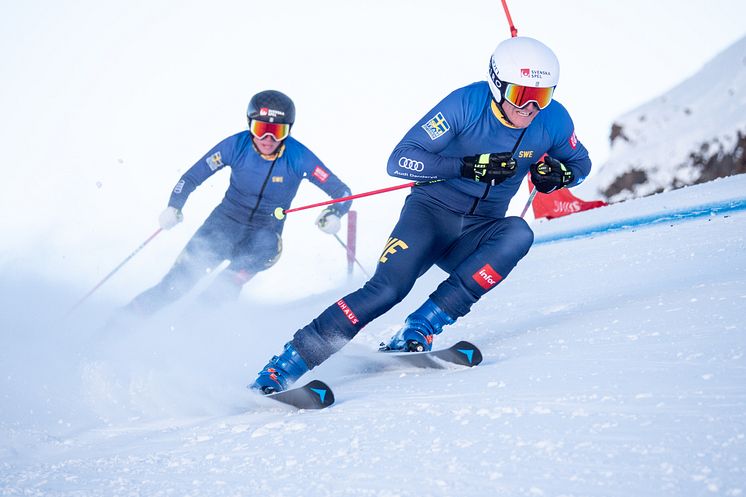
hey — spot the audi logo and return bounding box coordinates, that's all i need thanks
[398,157,425,172]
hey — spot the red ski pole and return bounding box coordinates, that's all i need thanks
[65,228,163,316]
[273,179,443,220]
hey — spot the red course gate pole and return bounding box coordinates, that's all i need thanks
[500,0,518,37]
[346,210,357,276]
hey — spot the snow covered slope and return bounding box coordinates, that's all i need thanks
[1,175,746,496]
[584,35,746,202]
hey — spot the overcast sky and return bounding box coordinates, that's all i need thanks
[1,0,745,302]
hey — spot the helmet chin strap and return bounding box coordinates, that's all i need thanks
[252,139,286,160]
[488,66,518,128]
[490,98,519,128]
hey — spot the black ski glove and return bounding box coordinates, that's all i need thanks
[461,152,517,185]
[529,156,574,193]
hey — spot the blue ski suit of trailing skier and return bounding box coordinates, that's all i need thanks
[127,131,351,315]
[250,36,592,394]
[277,79,591,370]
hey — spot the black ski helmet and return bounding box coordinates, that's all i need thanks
[246,90,296,125]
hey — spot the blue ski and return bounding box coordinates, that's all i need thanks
[265,379,335,410]
[380,340,483,368]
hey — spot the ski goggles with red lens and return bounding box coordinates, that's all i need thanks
[249,119,290,141]
[503,83,555,110]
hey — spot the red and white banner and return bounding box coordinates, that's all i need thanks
[528,177,607,220]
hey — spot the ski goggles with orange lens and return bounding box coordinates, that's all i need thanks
[503,83,555,110]
[249,119,291,141]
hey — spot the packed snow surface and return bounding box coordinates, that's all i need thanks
[2,175,746,496]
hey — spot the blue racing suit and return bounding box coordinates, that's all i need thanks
[287,82,591,368]
[128,131,351,314]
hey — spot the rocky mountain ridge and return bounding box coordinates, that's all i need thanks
[587,35,746,202]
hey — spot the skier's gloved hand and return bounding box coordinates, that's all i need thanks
[315,207,341,235]
[158,206,183,230]
[461,152,517,185]
[529,156,574,193]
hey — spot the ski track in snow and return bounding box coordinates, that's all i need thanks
[2,176,746,496]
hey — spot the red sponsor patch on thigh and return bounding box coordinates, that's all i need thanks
[472,263,502,290]
[336,299,359,325]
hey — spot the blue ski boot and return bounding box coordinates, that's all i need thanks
[250,343,309,394]
[381,299,455,352]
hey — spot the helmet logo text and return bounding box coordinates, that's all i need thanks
[519,68,553,80]
[259,107,286,118]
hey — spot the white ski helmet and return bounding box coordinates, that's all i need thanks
[487,37,560,107]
